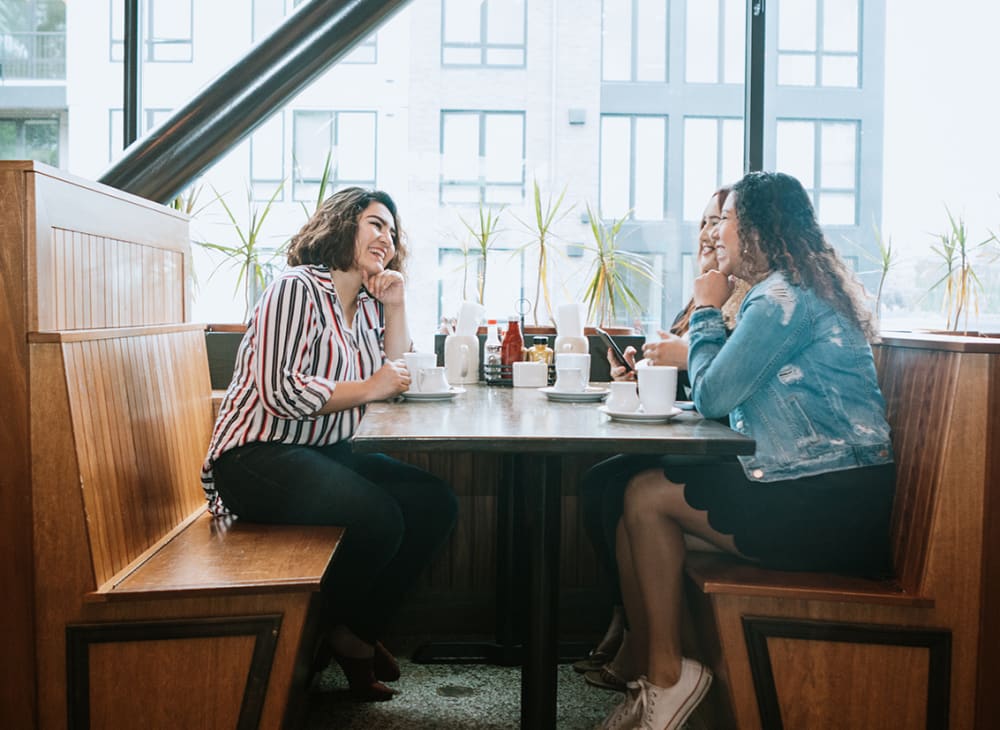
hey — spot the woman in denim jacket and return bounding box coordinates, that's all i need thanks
[596,172,895,730]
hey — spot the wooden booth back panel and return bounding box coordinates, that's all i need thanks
[24,162,190,331]
[61,325,213,588]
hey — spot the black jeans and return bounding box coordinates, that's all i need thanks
[213,441,458,643]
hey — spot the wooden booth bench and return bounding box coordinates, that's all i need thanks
[684,333,999,729]
[2,162,343,729]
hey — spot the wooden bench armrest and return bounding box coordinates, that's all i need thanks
[684,551,933,608]
[90,511,344,601]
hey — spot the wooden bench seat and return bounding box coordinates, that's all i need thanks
[31,324,344,729]
[683,334,1000,730]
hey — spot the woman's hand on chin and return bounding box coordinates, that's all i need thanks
[363,270,406,306]
[693,269,733,309]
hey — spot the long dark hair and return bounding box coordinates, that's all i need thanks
[731,171,877,340]
[286,187,407,273]
[671,185,733,336]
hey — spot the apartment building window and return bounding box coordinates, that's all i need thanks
[600,114,667,220]
[110,0,194,63]
[602,0,668,82]
[776,118,859,225]
[292,110,377,202]
[108,107,172,160]
[0,0,66,80]
[436,247,526,324]
[441,0,527,67]
[0,116,59,165]
[440,111,525,205]
[778,0,860,87]
[250,113,285,202]
[251,0,377,63]
[682,116,743,220]
[685,0,745,84]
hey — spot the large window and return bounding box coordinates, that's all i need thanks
[251,0,377,63]
[110,0,194,62]
[778,0,860,87]
[0,0,65,80]
[441,0,526,67]
[776,119,859,226]
[440,111,525,205]
[0,116,59,165]
[682,116,743,220]
[292,110,378,201]
[685,0,745,84]
[602,0,668,82]
[108,107,172,161]
[600,114,668,220]
[250,113,285,202]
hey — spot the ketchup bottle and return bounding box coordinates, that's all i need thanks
[500,315,524,379]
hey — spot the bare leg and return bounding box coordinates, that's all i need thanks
[619,468,747,687]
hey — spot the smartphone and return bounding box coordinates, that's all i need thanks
[595,326,633,373]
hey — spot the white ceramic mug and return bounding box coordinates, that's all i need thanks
[554,367,587,393]
[636,365,678,415]
[555,352,591,380]
[417,366,450,394]
[403,352,437,392]
[605,381,640,412]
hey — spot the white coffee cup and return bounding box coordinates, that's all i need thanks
[606,381,640,412]
[403,352,437,392]
[555,352,591,380]
[554,367,587,393]
[637,365,677,415]
[417,366,450,394]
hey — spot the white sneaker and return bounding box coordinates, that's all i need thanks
[632,659,713,730]
[594,680,642,729]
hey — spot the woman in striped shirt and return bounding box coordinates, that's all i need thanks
[202,187,458,701]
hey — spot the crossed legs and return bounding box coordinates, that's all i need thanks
[615,467,747,687]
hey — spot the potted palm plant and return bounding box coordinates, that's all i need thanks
[580,204,657,330]
[459,202,505,305]
[512,180,574,327]
[928,207,992,332]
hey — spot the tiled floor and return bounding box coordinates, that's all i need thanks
[303,637,621,729]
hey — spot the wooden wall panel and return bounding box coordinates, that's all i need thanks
[0,164,38,729]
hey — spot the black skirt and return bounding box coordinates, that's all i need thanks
[667,460,896,577]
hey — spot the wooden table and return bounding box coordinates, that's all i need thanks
[352,384,755,729]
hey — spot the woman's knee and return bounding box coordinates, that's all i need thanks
[622,470,684,525]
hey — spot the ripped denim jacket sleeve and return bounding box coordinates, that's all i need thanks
[688,276,809,419]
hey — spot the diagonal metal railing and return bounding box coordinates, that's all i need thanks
[99,0,411,203]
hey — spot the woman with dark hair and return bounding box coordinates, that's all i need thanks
[595,171,895,730]
[202,187,457,702]
[576,187,748,690]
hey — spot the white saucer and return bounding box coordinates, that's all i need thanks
[401,387,465,401]
[539,386,609,403]
[598,405,683,423]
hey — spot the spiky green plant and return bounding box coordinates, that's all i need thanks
[459,203,506,305]
[512,180,574,326]
[580,204,657,328]
[196,181,285,319]
[929,207,991,331]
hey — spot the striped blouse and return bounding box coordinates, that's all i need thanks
[201,265,385,516]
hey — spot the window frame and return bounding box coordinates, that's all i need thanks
[290,109,379,202]
[110,0,194,63]
[440,0,528,69]
[439,109,527,206]
[598,112,669,221]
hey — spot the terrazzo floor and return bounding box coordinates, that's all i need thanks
[303,637,622,729]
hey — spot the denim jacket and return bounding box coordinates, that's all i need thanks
[687,271,893,482]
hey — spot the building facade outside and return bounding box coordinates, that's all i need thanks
[3,0,999,346]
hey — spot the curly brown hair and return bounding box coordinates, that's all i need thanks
[731,171,878,341]
[286,187,407,273]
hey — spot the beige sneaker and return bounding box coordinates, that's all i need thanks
[632,660,713,730]
[594,680,642,729]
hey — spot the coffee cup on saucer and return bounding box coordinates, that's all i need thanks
[403,352,437,392]
[636,365,677,415]
[606,381,640,412]
[554,367,587,393]
[417,366,450,394]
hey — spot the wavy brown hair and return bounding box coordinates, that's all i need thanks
[286,187,407,273]
[731,171,877,340]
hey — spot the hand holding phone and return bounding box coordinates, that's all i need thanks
[595,327,634,373]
